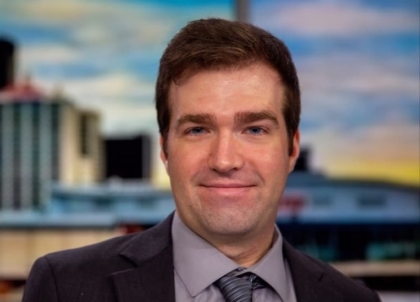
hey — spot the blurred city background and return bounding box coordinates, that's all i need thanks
[0,0,419,301]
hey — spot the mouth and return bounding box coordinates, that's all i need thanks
[200,183,255,189]
[199,183,255,196]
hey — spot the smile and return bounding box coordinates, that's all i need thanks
[200,182,255,188]
[199,184,255,195]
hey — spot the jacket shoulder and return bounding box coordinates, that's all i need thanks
[43,231,139,273]
[301,252,381,302]
[42,211,174,274]
[23,232,142,302]
[23,215,174,302]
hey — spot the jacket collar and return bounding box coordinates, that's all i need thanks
[110,214,176,302]
[284,240,343,302]
[109,213,342,302]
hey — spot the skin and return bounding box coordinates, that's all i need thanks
[160,62,300,267]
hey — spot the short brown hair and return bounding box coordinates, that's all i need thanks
[156,18,300,155]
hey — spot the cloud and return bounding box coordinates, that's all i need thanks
[1,0,175,52]
[36,72,155,106]
[299,54,419,99]
[2,0,140,24]
[18,44,81,67]
[31,70,159,136]
[70,22,172,48]
[255,0,419,36]
[2,0,231,48]
[96,103,158,135]
[295,50,419,133]
[66,73,155,101]
[300,120,420,185]
[301,121,420,169]
[1,0,232,137]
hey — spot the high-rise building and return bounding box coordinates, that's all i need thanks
[0,38,15,90]
[0,85,103,210]
[105,134,152,180]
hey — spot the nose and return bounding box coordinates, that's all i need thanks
[207,131,244,173]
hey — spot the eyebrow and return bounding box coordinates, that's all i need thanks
[234,110,279,126]
[175,110,279,130]
[175,113,216,130]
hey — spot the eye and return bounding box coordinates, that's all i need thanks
[246,127,265,135]
[187,127,206,135]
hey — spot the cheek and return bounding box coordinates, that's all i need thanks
[252,145,289,169]
[170,138,209,161]
[167,148,202,178]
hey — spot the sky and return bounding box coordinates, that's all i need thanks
[0,0,418,186]
[253,0,420,186]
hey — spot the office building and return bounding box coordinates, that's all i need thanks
[105,134,152,180]
[0,37,15,90]
[0,85,103,210]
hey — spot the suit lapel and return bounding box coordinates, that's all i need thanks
[284,241,343,302]
[110,214,176,302]
[109,214,342,302]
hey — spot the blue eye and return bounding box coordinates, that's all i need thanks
[188,127,205,135]
[247,127,264,135]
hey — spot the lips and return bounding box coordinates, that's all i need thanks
[200,183,255,188]
[199,182,256,196]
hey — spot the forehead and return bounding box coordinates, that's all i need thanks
[167,63,285,116]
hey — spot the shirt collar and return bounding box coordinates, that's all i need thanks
[172,212,237,297]
[245,226,289,301]
[171,212,288,300]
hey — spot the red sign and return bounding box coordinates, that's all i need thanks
[278,194,306,214]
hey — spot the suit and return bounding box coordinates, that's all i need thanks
[22,214,380,302]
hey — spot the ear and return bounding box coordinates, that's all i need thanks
[159,136,169,174]
[288,130,300,173]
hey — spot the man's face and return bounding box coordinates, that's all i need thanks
[161,62,299,242]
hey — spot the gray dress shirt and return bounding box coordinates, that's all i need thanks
[172,213,297,302]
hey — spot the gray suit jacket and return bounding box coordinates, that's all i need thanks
[22,214,381,302]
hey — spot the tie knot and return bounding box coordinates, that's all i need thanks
[215,271,266,302]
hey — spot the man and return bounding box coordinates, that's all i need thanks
[23,18,380,302]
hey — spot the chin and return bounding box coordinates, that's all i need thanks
[202,215,257,237]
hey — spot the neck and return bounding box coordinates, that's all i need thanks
[209,228,276,267]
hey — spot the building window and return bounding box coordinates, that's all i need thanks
[51,103,60,180]
[13,103,21,209]
[0,106,2,209]
[312,194,333,207]
[80,114,90,156]
[32,102,40,208]
[358,194,385,208]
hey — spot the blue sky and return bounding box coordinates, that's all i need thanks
[0,0,233,133]
[0,0,418,185]
[251,0,419,184]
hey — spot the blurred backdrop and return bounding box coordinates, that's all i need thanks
[0,0,419,301]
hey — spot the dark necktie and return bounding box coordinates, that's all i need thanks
[215,272,266,302]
